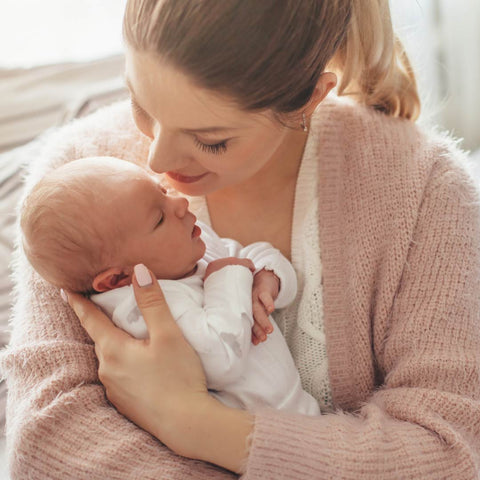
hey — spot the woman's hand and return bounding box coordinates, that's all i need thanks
[64,264,211,457]
[251,269,279,345]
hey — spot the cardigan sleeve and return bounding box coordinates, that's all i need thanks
[242,158,480,478]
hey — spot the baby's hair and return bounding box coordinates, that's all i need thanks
[123,0,420,120]
[20,161,119,293]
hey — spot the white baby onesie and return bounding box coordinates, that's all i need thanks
[91,222,320,416]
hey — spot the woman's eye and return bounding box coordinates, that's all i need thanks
[194,137,228,155]
[130,98,150,122]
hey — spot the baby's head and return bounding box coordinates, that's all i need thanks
[21,157,206,293]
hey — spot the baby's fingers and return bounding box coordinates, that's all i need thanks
[258,292,275,315]
[252,301,273,334]
[252,322,267,344]
[253,301,273,333]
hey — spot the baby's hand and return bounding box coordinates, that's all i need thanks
[251,269,279,345]
[204,257,255,281]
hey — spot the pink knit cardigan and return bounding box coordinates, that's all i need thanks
[2,96,480,479]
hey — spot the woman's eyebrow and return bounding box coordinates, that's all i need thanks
[181,126,238,134]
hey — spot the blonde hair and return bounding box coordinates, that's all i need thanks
[328,0,420,120]
[20,162,119,293]
[123,0,420,120]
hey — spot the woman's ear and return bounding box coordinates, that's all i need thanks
[304,72,338,116]
[92,267,133,293]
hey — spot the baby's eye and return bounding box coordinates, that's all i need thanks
[156,213,164,227]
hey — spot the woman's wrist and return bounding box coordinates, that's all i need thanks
[161,394,254,474]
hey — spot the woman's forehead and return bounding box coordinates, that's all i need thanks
[124,48,272,131]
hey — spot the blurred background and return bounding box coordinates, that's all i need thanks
[0,0,479,150]
[0,1,479,477]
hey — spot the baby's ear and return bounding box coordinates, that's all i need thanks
[92,267,133,292]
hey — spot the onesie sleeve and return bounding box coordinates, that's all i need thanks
[200,222,297,308]
[235,242,297,308]
[176,265,254,390]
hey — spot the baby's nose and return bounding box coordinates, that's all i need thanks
[173,196,189,218]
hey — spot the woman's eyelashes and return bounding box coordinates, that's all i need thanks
[194,137,228,155]
[130,98,147,117]
[130,97,228,155]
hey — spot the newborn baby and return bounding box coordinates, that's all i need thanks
[21,156,320,415]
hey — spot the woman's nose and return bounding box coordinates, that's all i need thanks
[173,196,189,218]
[148,132,187,174]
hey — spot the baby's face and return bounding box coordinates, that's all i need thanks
[102,162,206,280]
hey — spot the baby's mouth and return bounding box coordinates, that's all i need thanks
[192,224,202,238]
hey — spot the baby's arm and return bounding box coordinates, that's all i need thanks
[190,263,255,390]
[239,242,298,343]
[201,223,297,308]
[215,237,297,342]
[235,242,297,308]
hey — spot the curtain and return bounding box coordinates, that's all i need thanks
[391,0,480,151]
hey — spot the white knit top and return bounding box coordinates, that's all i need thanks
[187,110,333,412]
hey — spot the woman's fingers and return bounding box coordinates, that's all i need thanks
[132,264,177,342]
[65,290,130,346]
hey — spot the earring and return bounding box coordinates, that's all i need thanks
[301,113,308,132]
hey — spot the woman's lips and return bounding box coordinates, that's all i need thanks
[166,171,208,184]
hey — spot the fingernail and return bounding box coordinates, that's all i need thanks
[60,288,68,303]
[134,263,152,287]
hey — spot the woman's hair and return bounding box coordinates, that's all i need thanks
[123,0,420,121]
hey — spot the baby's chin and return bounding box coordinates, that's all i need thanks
[173,263,199,279]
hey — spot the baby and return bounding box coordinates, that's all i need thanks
[21,156,320,415]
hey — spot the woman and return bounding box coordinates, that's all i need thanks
[3,0,480,478]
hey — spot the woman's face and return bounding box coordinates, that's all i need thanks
[124,48,300,196]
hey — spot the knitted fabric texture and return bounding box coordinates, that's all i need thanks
[2,96,480,479]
